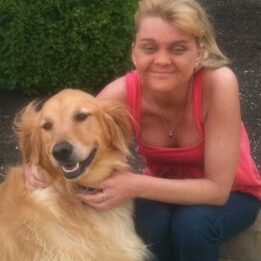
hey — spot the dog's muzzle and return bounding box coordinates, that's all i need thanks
[52,141,97,180]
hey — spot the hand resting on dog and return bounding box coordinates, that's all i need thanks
[24,164,142,211]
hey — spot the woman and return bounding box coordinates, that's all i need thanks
[25,0,261,260]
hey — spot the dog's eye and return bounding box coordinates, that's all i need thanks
[41,121,53,131]
[74,112,89,122]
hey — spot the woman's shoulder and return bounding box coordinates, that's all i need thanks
[202,67,239,99]
[203,67,238,90]
[96,75,126,104]
[201,67,240,118]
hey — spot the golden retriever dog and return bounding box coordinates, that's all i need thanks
[0,89,149,261]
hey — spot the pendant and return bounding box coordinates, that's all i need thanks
[168,130,173,138]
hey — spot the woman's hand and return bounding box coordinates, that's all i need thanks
[23,164,50,191]
[76,170,139,210]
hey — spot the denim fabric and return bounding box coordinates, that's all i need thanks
[135,192,260,261]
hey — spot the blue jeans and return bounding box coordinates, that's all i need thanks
[135,192,260,261]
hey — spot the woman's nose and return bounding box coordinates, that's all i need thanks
[154,50,172,65]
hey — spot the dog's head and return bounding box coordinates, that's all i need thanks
[14,89,132,186]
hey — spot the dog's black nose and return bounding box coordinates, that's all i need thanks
[52,142,73,162]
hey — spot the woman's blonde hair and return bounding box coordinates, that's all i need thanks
[134,0,229,68]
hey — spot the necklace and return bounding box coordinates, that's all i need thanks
[163,119,174,139]
[148,79,194,141]
[158,81,193,140]
[159,116,178,140]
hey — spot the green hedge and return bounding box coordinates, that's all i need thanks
[0,0,138,95]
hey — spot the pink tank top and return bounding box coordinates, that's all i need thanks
[125,70,261,200]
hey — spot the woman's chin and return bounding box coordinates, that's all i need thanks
[143,73,180,92]
[147,80,178,93]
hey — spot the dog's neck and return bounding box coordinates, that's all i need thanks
[73,184,100,195]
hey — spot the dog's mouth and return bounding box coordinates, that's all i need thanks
[60,148,97,180]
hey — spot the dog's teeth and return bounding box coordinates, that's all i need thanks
[62,162,80,173]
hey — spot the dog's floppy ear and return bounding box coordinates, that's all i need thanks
[13,100,43,165]
[100,102,132,156]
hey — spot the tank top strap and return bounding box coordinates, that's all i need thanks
[192,69,205,136]
[125,71,142,139]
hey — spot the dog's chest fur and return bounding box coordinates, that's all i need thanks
[0,169,147,261]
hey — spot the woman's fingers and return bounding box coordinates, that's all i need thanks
[77,191,104,204]
[76,191,110,210]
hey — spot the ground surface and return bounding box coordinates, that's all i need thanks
[0,0,260,181]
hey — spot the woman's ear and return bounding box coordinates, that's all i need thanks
[131,42,137,67]
[198,42,205,62]
[195,42,205,71]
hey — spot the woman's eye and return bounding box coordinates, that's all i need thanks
[140,45,157,53]
[74,112,90,122]
[171,46,187,54]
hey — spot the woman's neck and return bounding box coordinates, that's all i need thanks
[142,79,193,116]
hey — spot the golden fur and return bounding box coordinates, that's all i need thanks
[0,89,149,261]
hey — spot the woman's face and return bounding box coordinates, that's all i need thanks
[132,16,203,93]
